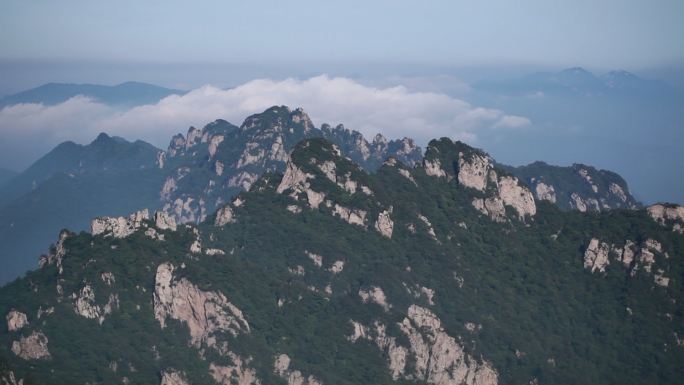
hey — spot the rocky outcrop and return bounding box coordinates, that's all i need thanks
[210,353,261,385]
[6,310,28,332]
[647,204,684,234]
[496,176,536,218]
[72,284,119,324]
[457,152,492,191]
[359,286,390,311]
[277,162,324,209]
[38,230,70,274]
[274,354,324,385]
[306,251,323,267]
[11,331,50,360]
[91,209,149,238]
[0,371,23,385]
[154,263,250,350]
[349,305,498,385]
[215,205,236,226]
[424,159,447,178]
[155,211,177,231]
[332,204,367,227]
[329,260,345,274]
[374,208,394,238]
[510,162,639,212]
[472,198,507,223]
[584,238,610,273]
[534,182,557,203]
[583,237,671,285]
[160,370,190,385]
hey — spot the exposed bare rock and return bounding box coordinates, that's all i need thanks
[36,306,54,320]
[274,353,323,385]
[101,272,115,286]
[375,208,394,238]
[205,248,226,256]
[155,151,166,169]
[154,263,250,350]
[208,134,225,158]
[534,182,557,203]
[584,238,610,273]
[457,152,492,191]
[400,305,498,385]
[421,287,436,305]
[359,286,390,311]
[73,284,119,324]
[215,160,224,176]
[418,214,438,240]
[398,168,417,184]
[306,251,323,267]
[654,269,670,287]
[333,204,367,227]
[578,169,599,193]
[155,211,177,231]
[584,237,670,284]
[210,353,261,385]
[11,331,50,360]
[349,306,498,385]
[163,197,199,224]
[277,161,326,209]
[215,205,236,226]
[647,204,684,234]
[6,310,28,332]
[472,198,507,223]
[424,159,447,178]
[569,193,599,213]
[91,209,149,238]
[287,205,302,214]
[496,176,537,218]
[318,160,337,183]
[160,176,178,201]
[278,162,312,194]
[160,370,190,385]
[38,230,70,274]
[464,322,482,333]
[329,260,345,274]
[1,370,23,385]
[608,183,628,202]
[227,171,259,191]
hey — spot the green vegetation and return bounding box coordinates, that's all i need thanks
[0,138,681,385]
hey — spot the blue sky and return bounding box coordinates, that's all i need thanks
[2,0,683,68]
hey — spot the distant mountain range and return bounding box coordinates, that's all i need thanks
[0,81,185,108]
[474,67,676,98]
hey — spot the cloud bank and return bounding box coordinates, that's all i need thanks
[0,75,529,170]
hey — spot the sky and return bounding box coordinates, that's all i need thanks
[2,0,683,69]
[0,0,682,203]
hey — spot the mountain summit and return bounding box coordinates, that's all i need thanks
[0,106,641,285]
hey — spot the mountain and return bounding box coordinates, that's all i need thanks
[0,106,640,285]
[0,81,185,108]
[0,106,422,284]
[474,67,674,98]
[0,133,165,284]
[0,137,682,385]
[504,161,640,212]
[466,67,684,205]
[0,169,16,188]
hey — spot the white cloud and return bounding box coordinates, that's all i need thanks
[0,75,530,169]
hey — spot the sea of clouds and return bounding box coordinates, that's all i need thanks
[0,75,530,170]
